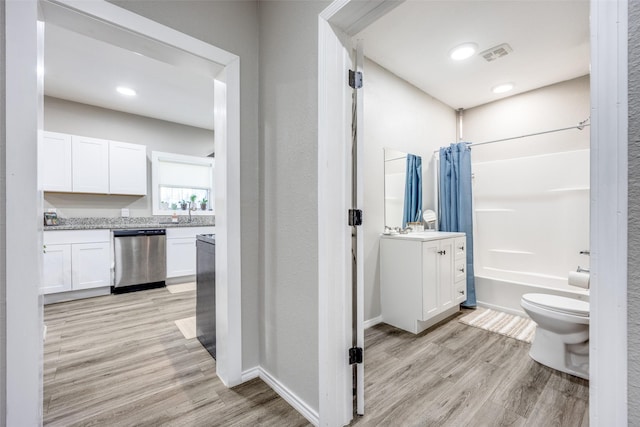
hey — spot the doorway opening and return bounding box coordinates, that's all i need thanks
[318,0,628,425]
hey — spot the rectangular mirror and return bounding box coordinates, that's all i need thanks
[384,148,422,228]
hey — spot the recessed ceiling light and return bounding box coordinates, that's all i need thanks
[449,43,478,61]
[116,86,137,97]
[492,83,514,94]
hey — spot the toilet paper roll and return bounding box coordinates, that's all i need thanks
[568,271,590,289]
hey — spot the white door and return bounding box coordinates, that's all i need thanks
[72,135,109,194]
[42,244,72,294]
[41,131,72,192]
[352,40,365,416]
[72,242,111,290]
[109,140,147,195]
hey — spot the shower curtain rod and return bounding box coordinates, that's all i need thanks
[433,118,591,153]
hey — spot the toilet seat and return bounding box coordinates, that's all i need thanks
[522,293,589,317]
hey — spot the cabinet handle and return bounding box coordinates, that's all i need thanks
[437,250,446,255]
[458,290,465,295]
[458,267,465,273]
[458,245,464,251]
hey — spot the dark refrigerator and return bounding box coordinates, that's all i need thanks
[196,234,216,359]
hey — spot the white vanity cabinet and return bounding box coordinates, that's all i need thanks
[380,232,467,334]
[40,131,147,195]
[43,230,111,297]
[166,227,215,278]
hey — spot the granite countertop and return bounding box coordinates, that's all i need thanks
[44,216,215,231]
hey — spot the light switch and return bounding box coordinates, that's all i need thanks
[121,208,130,217]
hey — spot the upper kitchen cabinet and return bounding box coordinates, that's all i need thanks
[40,131,147,196]
[72,135,110,194]
[109,141,147,195]
[41,131,73,192]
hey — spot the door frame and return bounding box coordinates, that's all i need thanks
[318,0,628,425]
[4,0,243,422]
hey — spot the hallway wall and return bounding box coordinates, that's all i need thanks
[258,0,329,413]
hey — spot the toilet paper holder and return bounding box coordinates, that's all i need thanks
[577,266,590,273]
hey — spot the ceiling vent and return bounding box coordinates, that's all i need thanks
[479,43,513,62]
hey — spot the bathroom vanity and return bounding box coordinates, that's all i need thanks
[380,231,467,334]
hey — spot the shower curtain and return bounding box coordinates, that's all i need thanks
[402,154,422,228]
[439,142,476,307]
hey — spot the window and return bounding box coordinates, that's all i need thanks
[151,151,214,215]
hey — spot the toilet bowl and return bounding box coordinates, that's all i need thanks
[521,293,589,379]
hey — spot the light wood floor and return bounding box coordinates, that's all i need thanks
[44,290,588,426]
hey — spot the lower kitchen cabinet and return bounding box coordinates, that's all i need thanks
[166,227,215,279]
[380,231,467,334]
[43,230,111,295]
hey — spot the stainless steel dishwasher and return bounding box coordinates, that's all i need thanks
[113,229,166,292]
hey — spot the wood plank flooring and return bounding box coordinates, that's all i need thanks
[45,290,588,426]
[43,287,309,426]
[351,311,589,426]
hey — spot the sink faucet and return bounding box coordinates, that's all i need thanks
[188,202,193,223]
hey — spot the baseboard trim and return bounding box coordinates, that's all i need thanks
[241,366,260,382]
[364,315,383,329]
[254,367,319,426]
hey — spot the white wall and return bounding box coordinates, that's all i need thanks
[463,75,590,162]
[43,96,214,218]
[106,0,261,375]
[363,59,456,322]
[0,1,7,421]
[258,0,329,413]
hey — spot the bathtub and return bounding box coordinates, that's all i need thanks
[475,272,589,317]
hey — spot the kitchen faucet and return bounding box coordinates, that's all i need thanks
[188,202,193,223]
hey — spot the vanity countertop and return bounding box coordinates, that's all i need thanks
[380,231,465,241]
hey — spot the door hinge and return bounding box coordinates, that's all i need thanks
[348,209,363,226]
[349,70,363,89]
[349,347,363,365]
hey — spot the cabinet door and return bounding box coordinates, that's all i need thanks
[72,136,109,194]
[438,239,455,310]
[109,141,147,195]
[422,240,440,319]
[72,242,111,290]
[166,237,196,278]
[42,244,72,294]
[41,132,73,192]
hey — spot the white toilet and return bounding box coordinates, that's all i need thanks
[521,293,589,379]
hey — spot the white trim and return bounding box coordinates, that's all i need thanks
[476,302,526,318]
[259,367,320,427]
[363,316,383,329]
[241,366,260,382]
[5,2,44,423]
[589,0,628,423]
[318,15,353,427]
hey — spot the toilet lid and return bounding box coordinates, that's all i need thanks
[522,293,590,317]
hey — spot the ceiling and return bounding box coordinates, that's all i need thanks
[44,1,590,128]
[356,0,590,110]
[44,22,221,130]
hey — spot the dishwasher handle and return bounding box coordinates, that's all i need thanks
[114,229,166,237]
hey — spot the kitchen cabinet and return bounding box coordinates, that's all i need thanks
[40,131,147,195]
[72,135,110,194]
[42,244,72,294]
[166,227,215,279]
[42,230,111,295]
[109,141,147,195]
[41,131,73,192]
[380,232,467,334]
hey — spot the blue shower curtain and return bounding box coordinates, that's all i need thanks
[402,154,422,228]
[439,143,476,307]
